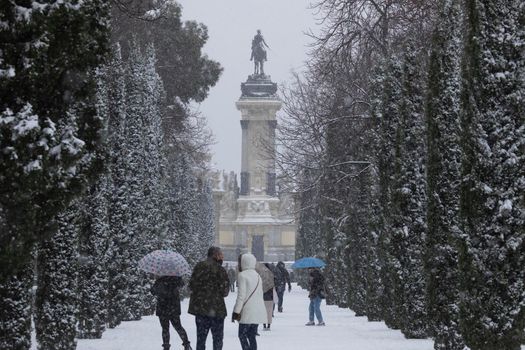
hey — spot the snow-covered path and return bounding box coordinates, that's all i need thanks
[74,283,437,350]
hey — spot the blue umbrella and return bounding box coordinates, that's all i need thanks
[291,257,326,269]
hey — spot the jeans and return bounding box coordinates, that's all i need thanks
[238,324,258,350]
[309,297,323,322]
[195,315,224,350]
[276,288,285,310]
[159,316,189,346]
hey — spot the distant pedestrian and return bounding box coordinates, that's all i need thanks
[274,261,292,312]
[262,263,275,330]
[151,276,192,350]
[227,265,237,292]
[232,253,267,350]
[305,267,325,326]
[188,247,230,350]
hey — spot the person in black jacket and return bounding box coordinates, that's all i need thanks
[305,268,325,326]
[274,261,291,312]
[151,276,192,350]
[188,246,230,350]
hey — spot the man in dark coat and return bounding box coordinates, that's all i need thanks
[151,276,192,350]
[188,247,230,350]
[274,261,292,312]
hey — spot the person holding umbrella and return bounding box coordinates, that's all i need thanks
[151,276,192,350]
[260,263,276,330]
[138,250,193,350]
[305,267,325,326]
[291,257,326,326]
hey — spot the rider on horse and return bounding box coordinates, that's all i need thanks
[250,29,269,62]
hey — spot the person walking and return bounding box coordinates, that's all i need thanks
[188,247,230,350]
[151,276,192,350]
[274,261,291,312]
[305,267,325,326]
[232,253,267,350]
[262,263,275,330]
[227,265,237,292]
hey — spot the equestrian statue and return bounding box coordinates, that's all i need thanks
[250,29,269,76]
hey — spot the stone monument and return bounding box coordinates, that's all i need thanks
[212,35,296,262]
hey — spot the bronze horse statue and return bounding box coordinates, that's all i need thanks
[252,43,267,75]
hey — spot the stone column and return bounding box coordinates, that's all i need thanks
[266,120,277,196]
[240,120,250,195]
[236,95,281,196]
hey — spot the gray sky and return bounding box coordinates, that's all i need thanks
[177,0,319,174]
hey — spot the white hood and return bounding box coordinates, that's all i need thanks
[234,253,267,324]
[241,253,257,271]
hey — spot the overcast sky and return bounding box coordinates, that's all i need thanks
[176,0,319,174]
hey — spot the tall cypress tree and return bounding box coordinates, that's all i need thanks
[0,0,110,279]
[345,119,371,317]
[390,43,428,339]
[106,46,131,328]
[295,170,323,261]
[35,204,79,350]
[459,1,525,349]
[138,44,167,316]
[363,167,384,322]
[320,109,351,307]
[196,179,217,258]
[120,41,150,321]
[424,0,465,348]
[77,70,112,338]
[366,68,388,322]
[172,154,201,268]
[375,58,404,330]
[77,176,110,339]
[0,262,33,350]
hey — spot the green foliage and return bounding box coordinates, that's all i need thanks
[458,1,525,349]
[390,43,428,339]
[35,204,80,350]
[0,0,110,280]
[424,0,464,348]
[77,177,110,339]
[375,59,405,330]
[111,1,222,124]
[0,264,32,350]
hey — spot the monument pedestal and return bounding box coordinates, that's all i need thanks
[214,75,296,262]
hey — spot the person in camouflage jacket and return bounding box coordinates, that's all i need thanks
[188,247,229,350]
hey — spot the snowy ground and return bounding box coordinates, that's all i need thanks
[57,283,445,350]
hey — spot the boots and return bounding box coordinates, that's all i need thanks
[183,342,192,350]
[162,344,170,350]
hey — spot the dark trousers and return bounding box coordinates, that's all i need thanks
[159,316,189,346]
[276,288,285,310]
[238,324,258,350]
[195,315,224,350]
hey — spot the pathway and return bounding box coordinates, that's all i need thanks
[75,283,436,350]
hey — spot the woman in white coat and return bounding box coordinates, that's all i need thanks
[232,253,267,350]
